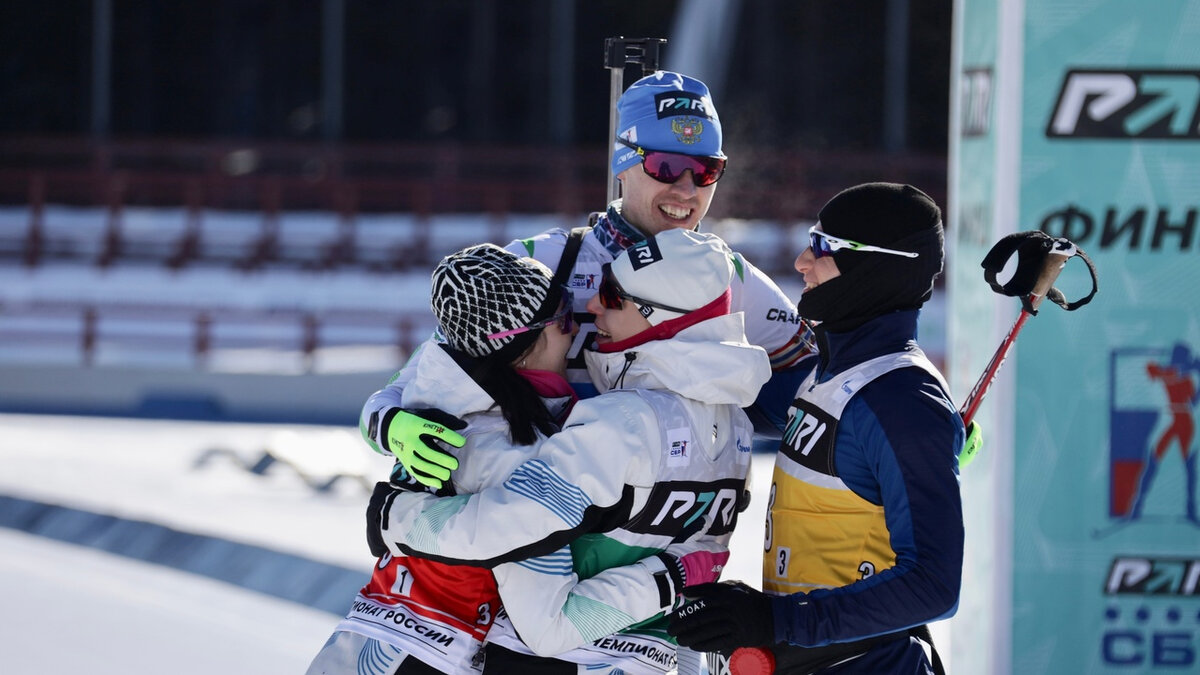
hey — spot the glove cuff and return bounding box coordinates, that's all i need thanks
[650,552,687,606]
[378,407,402,454]
[367,481,396,558]
[389,461,457,498]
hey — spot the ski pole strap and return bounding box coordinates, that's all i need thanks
[1045,242,1097,311]
[909,624,946,675]
[980,230,1098,314]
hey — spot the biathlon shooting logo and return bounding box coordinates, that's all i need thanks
[1105,343,1200,531]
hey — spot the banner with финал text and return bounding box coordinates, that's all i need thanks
[1015,1,1200,672]
[953,1,1200,673]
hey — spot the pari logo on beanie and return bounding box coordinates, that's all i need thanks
[612,71,725,177]
[430,244,555,362]
[609,229,734,326]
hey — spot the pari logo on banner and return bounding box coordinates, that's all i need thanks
[1047,69,1200,139]
[1100,555,1200,667]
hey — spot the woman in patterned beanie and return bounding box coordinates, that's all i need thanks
[308,243,581,674]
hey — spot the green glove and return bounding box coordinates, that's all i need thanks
[959,420,983,469]
[382,408,467,490]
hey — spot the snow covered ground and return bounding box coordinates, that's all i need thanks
[1,529,338,674]
[0,413,388,673]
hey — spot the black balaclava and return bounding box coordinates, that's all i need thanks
[797,182,945,333]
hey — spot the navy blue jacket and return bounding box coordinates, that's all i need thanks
[771,310,965,655]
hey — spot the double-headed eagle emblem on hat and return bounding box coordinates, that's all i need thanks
[672,117,704,145]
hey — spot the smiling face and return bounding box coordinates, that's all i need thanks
[794,246,842,291]
[616,162,717,236]
[585,291,653,347]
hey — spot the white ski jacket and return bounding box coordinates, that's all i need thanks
[377,313,771,673]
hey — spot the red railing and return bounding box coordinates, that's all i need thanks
[0,136,946,218]
[0,137,946,273]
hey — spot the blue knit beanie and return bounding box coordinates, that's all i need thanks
[612,71,724,177]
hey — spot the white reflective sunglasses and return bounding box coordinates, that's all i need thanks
[808,224,919,259]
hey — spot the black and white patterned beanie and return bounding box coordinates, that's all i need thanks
[430,243,558,363]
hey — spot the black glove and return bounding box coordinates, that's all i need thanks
[366,459,457,559]
[667,581,776,654]
[366,481,399,558]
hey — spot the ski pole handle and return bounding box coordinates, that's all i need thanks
[1021,242,1075,314]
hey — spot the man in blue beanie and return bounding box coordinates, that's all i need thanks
[668,183,964,675]
[364,71,815,484]
[609,71,726,235]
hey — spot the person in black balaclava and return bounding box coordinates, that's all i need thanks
[797,182,945,334]
[669,183,965,675]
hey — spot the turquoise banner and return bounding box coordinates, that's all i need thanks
[1015,1,1200,672]
[948,0,1007,671]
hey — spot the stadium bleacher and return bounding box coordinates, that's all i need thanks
[0,138,941,383]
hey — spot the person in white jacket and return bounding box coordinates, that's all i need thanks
[306,243,580,675]
[369,229,772,674]
[309,237,752,675]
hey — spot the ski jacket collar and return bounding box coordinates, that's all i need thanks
[518,368,579,418]
[405,343,577,427]
[815,309,923,380]
[593,199,709,258]
[584,312,770,408]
